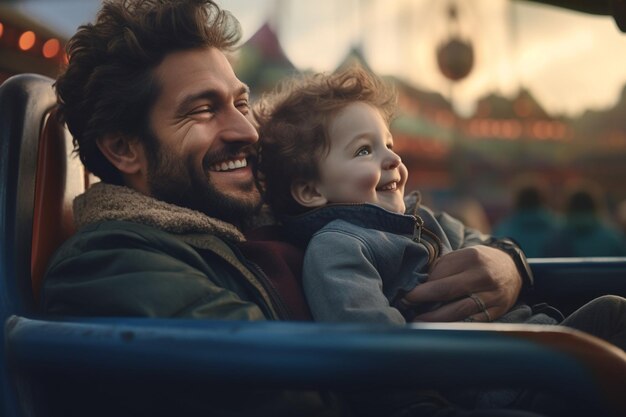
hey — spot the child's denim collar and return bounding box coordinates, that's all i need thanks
[282,203,419,246]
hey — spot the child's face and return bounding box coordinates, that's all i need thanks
[314,101,408,214]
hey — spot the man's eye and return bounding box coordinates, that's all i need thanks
[189,106,214,115]
[356,147,371,157]
[236,100,250,114]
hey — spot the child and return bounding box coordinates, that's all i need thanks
[255,66,557,326]
[255,65,626,416]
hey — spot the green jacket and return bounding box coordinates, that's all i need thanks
[42,182,284,320]
[41,182,345,417]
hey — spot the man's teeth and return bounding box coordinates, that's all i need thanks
[211,158,247,172]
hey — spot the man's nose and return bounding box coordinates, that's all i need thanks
[221,109,259,144]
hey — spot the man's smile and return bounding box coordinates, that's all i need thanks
[209,157,248,172]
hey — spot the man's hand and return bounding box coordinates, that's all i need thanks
[403,246,522,322]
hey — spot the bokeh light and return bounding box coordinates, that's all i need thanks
[18,31,36,51]
[42,38,60,58]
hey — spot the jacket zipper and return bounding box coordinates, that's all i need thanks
[412,215,443,267]
[242,258,292,320]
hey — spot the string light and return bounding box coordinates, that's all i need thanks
[42,38,60,58]
[18,31,36,51]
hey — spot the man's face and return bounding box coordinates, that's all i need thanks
[313,101,408,214]
[144,47,261,223]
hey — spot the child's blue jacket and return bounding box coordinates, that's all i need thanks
[283,201,489,324]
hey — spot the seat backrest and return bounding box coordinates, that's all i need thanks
[0,73,86,316]
[31,107,87,301]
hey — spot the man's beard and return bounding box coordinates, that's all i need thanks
[143,134,262,226]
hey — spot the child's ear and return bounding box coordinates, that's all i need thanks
[291,180,328,208]
[96,133,146,175]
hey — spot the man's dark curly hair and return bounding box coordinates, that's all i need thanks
[254,66,397,217]
[55,0,241,184]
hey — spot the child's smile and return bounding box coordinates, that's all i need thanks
[312,101,408,214]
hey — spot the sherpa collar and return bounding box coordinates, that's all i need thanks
[73,182,245,242]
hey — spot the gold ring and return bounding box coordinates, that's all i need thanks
[468,293,492,322]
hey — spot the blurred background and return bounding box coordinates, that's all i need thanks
[2,0,626,256]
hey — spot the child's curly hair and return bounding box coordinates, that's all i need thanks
[254,66,397,217]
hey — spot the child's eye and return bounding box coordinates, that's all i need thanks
[355,146,371,157]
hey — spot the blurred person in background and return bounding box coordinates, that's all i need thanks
[542,181,626,257]
[493,179,560,258]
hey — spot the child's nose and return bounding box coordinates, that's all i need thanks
[383,150,401,170]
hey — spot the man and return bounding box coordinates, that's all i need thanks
[43,0,534,415]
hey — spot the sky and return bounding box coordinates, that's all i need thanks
[13,0,626,117]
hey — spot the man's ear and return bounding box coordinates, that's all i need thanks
[291,180,327,208]
[96,134,146,175]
